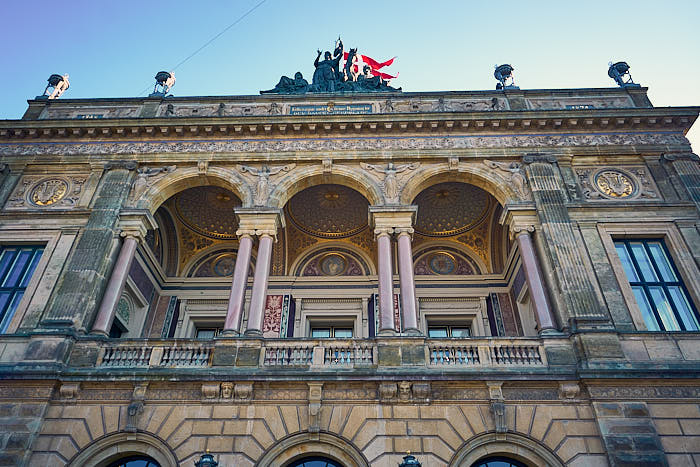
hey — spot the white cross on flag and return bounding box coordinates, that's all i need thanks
[342,51,398,81]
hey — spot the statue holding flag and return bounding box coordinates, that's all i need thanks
[261,37,401,94]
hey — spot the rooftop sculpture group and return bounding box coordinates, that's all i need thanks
[261,38,402,94]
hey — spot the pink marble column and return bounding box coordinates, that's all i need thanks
[92,235,138,335]
[222,234,253,335]
[376,230,396,335]
[396,229,419,334]
[516,230,556,333]
[245,233,274,336]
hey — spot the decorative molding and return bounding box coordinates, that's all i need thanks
[575,165,660,201]
[5,174,87,210]
[0,132,688,156]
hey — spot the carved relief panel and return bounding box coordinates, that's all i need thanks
[5,174,88,210]
[574,165,661,201]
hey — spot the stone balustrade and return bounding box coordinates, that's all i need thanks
[428,338,545,367]
[97,340,212,367]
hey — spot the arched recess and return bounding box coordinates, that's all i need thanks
[68,431,178,467]
[400,161,523,207]
[135,166,252,213]
[268,165,384,208]
[291,243,375,276]
[413,242,486,275]
[257,431,369,467]
[449,432,564,467]
[183,244,256,278]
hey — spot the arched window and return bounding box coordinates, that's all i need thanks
[286,456,344,467]
[107,455,160,467]
[471,456,529,467]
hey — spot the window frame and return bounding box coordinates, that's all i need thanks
[598,222,700,332]
[614,239,699,331]
[0,229,70,334]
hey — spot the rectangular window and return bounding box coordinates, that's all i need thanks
[0,246,44,333]
[195,327,222,339]
[614,239,699,331]
[427,325,471,338]
[311,327,353,338]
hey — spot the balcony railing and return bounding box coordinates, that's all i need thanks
[80,337,547,370]
[98,340,212,367]
[427,338,545,367]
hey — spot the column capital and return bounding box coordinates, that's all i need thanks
[369,205,417,232]
[499,204,538,240]
[235,207,284,241]
[374,227,394,238]
[117,209,157,242]
[395,226,415,238]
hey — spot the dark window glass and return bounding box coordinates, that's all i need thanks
[286,456,344,467]
[615,239,699,331]
[196,327,222,339]
[0,246,43,333]
[106,455,160,467]
[471,456,529,467]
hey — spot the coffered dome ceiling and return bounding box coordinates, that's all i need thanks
[286,184,369,238]
[413,182,491,236]
[173,186,242,239]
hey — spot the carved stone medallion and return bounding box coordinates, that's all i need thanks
[30,178,69,206]
[594,170,635,198]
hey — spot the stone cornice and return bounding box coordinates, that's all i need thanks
[0,107,697,142]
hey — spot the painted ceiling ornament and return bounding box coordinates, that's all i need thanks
[128,165,176,205]
[239,164,295,206]
[261,37,401,94]
[360,162,418,204]
[483,159,530,200]
[594,169,635,198]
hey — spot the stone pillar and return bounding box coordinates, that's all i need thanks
[245,233,273,336]
[237,208,283,337]
[396,227,419,334]
[513,227,556,333]
[222,232,254,335]
[369,206,418,336]
[0,164,22,209]
[91,235,139,335]
[41,162,138,331]
[375,228,396,335]
[522,154,609,329]
[662,152,700,212]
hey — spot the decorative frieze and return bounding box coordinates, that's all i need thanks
[0,132,689,156]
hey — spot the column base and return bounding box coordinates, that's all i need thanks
[244,329,263,337]
[539,328,562,337]
[377,328,397,337]
[90,330,109,338]
[402,327,422,336]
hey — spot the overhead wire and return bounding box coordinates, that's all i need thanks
[137,0,267,96]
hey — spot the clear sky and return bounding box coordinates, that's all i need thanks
[1,0,698,150]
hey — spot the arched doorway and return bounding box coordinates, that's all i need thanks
[106,455,160,467]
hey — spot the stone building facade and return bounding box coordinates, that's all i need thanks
[0,85,699,467]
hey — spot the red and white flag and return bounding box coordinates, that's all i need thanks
[342,51,398,81]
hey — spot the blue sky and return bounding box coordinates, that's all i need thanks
[1,0,698,149]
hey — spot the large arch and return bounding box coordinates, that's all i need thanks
[400,161,525,207]
[68,431,178,467]
[290,241,376,276]
[135,165,252,213]
[449,432,565,467]
[268,164,384,208]
[257,431,369,467]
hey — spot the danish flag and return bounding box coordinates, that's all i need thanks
[342,52,398,81]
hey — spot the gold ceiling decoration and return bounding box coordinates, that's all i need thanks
[413,182,491,237]
[173,186,242,239]
[287,184,369,238]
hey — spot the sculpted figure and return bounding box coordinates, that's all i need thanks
[484,160,528,199]
[310,38,343,92]
[361,162,418,202]
[129,165,176,203]
[240,164,294,206]
[44,74,70,99]
[260,72,309,94]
